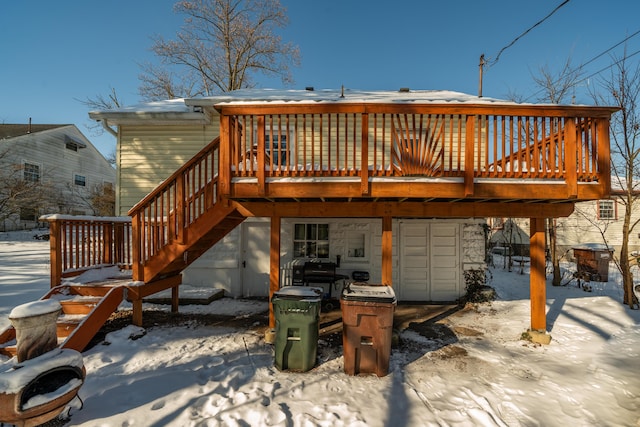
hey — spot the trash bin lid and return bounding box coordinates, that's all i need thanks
[572,243,614,253]
[341,283,396,303]
[273,286,323,301]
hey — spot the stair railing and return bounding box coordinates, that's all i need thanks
[42,215,133,287]
[128,137,221,282]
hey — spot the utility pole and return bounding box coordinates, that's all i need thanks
[478,54,485,98]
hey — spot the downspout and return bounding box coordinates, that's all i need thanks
[100,119,118,138]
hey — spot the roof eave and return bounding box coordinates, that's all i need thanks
[88,111,211,126]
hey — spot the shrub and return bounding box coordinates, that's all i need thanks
[463,268,495,303]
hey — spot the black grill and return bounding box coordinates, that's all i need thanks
[303,261,337,284]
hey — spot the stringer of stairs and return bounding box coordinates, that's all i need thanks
[142,205,246,283]
[0,281,127,358]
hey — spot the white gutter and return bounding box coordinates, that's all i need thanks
[100,119,118,138]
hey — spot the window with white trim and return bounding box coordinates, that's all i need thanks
[23,162,40,182]
[74,174,86,187]
[597,200,616,220]
[346,231,367,260]
[293,223,329,258]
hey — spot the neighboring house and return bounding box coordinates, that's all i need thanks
[492,191,640,260]
[0,123,115,231]
[89,88,615,332]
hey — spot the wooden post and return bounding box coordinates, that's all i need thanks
[132,213,143,282]
[132,299,143,327]
[382,216,393,286]
[49,219,62,288]
[257,116,266,196]
[269,216,281,328]
[219,114,232,199]
[565,118,578,198]
[464,115,476,196]
[530,217,546,331]
[103,222,113,265]
[361,113,369,195]
[597,118,611,196]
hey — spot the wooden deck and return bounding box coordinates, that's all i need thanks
[39,94,618,334]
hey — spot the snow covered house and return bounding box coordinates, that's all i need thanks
[0,124,115,231]
[89,88,617,331]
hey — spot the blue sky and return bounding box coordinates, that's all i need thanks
[2,0,639,158]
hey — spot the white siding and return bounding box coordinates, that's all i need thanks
[117,121,219,215]
[179,217,485,300]
[0,125,115,230]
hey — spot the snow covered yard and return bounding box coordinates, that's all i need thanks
[1,231,639,426]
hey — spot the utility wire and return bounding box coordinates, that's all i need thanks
[488,0,571,67]
[576,29,640,74]
[577,48,640,86]
[524,32,640,101]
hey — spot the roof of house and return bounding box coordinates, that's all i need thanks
[88,88,618,125]
[0,124,70,140]
[186,88,514,107]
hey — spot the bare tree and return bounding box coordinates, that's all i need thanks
[591,51,640,308]
[139,0,300,100]
[530,58,580,286]
[76,86,124,159]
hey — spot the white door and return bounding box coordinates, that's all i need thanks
[399,222,429,300]
[241,222,270,297]
[429,223,460,301]
[399,221,461,301]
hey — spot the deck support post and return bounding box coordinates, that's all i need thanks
[269,216,281,329]
[529,217,547,333]
[382,216,393,286]
[132,299,143,327]
[48,219,62,288]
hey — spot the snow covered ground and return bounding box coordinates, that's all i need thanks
[1,230,639,427]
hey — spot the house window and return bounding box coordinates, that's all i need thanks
[265,131,288,166]
[65,136,85,151]
[74,174,86,187]
[346,231,367,260]
[23,162,40,182]
[294,223,329,258]
[598,200,616,220]
[255,125,292,167]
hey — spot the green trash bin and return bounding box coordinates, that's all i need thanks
[272,286,323,372]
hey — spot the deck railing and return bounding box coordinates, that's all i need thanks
[42,215,133,287]
[218,104,612,197]
[127,138,221,280]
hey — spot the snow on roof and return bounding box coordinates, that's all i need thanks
[90,98,191,115]
[90,88,607,125]
[91,89,513,121]
[185,88,515,107]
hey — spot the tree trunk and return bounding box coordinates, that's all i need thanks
[621,200,636,307]
[548,218,561,286]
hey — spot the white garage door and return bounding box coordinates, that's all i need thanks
[399,221,460,301]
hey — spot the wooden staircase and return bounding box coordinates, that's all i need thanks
[0,282,127,358]
[129,136,247,284]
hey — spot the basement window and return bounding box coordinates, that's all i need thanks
[294,223,329,259]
